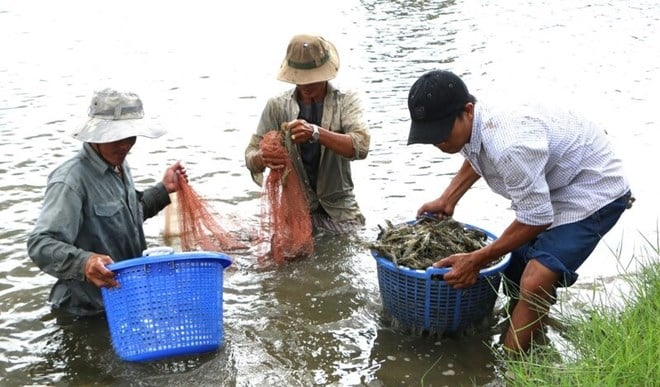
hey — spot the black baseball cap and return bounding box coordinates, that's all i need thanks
[407,70,471,145]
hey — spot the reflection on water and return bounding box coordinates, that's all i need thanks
[223,235,381,386]
[1,0,659,385]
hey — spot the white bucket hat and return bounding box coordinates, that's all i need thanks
[71,88,166,143]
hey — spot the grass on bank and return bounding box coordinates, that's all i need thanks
[501,241,660,386]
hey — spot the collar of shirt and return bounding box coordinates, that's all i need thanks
[82,142,123,176]
[461,103,485,167]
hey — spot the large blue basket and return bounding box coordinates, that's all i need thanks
[101,250,232,362]
[371,223,510,334]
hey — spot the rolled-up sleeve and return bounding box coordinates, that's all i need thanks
[245,97,289,186]
[496,145,554,226]
[245,133,266,187]
[340,91,370,160]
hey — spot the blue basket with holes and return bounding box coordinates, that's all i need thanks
[371,223,510,334]
[101,248,232,362]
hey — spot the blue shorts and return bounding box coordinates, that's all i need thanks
[503,191,632,298]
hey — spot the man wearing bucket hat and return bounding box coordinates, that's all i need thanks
[27,88,188,317]
[245,34,370,234]
[406,70,633,352]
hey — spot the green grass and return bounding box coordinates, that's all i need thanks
[500,239,660,386]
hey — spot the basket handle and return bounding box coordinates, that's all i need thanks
[426,266,450,281]
[142,246,175,256]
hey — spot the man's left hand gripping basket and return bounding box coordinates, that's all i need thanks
[371,223,510,335]
[101,248,232,362]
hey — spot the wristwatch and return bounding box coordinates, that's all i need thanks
[310,124,320,143]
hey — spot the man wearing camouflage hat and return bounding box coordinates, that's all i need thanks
[28,88,187,317]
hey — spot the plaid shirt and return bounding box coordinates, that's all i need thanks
[462,103,630,228]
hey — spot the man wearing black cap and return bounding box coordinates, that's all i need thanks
[407,69,633,352]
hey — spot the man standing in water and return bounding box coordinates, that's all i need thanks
[244,34,370,235]
[406,69,632,352]
[27,88,187,317]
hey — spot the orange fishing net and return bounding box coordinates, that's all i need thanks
[170,178,246,252]
[259,130,314,263]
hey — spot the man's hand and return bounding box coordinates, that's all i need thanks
[417,197,454,219]
[286,119,316,144]
[433,252,481,288]
[84,253,118,288]
[162,161,188,193]
[258,147,288,170]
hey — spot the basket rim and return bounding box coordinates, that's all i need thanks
[107,251,232,271]
[370,221,511,277]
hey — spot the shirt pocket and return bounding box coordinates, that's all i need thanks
[94,201,122,217]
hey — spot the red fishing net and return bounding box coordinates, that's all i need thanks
[259,130,314,263]
[171,178,246,252]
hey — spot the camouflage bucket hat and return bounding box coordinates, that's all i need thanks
[71,88,166,143]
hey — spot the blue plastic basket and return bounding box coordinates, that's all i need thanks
[101,250,232,362]
[371,223,510,334]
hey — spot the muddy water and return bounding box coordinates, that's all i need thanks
[1,0,658,385]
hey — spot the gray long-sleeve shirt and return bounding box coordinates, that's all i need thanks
[27,143,171,316]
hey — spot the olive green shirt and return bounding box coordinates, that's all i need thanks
[245,83,370,222]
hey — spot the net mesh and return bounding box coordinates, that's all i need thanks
[172,178,246,252]
[259,130,314,263]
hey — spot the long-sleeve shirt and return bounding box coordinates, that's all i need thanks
[462,103,630,228]
[245,82,370,222]
[27,142,171,316]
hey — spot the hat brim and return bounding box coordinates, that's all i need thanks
[276,44,340,85]
[71,117,166,143]
[407,114,455,145]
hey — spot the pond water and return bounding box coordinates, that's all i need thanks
[1,0,659,385]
